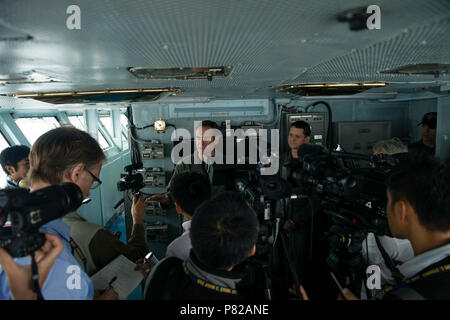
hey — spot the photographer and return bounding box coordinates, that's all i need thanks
[4,126,122,300]
[0,233,63,300]
[144,192,263,300]
[362,138,414,298]
[323,155,450,300]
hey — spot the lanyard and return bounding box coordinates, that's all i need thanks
[382,263,450,297]
[182,261,238,295]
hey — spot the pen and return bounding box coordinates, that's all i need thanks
[108,276,117,287]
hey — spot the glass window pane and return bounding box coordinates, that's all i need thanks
[98,132,110,149]
[122,133,129,150]
[15,117,60,146]
[120,114,128,129]
[120,114,129,150]
[68,115,86,131]
[99,113,113,137]
[0,133,11,188]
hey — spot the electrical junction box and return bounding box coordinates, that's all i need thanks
[332,121,391,155]
[145,200,165,216]
[142,143,164,159]
[141,168,166,187]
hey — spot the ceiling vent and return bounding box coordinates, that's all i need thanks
[128,66,232,81]
[380,64,450,77]
[276,82,388,96]
[12,88,181,104]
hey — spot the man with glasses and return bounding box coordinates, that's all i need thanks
[14,126,148,300]
[62,160,149,278]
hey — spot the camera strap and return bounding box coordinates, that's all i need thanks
[374,235,403,281]
[69,237,87,272]
[31,255,44,300]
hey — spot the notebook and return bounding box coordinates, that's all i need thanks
[91,254,144,300]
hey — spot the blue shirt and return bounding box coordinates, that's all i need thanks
[0,219,94,300]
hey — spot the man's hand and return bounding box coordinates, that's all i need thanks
[337,288,359,300]
[146,194,170,206]
[134,258,151,284]
[288,285,310,300]
[0,233,63,300]
[94,287,119,300]
[131,194,145,225]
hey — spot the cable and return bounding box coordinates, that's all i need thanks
[306,101,333,150]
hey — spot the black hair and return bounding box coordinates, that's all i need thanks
[170,171,211,217]
[190,191,259,270]
[196,120,220,130]
[385,154,450,232]
[290,120,311,137]
[0,145,30,175]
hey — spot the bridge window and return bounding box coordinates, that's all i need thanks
[68,115,86,131]
[99,112,113,137]
[98,132,110,150]
[120,114,129,150]
[0,132,11,188]
[15,116,60,146]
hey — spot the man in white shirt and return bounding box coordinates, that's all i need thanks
[165,171,211,260]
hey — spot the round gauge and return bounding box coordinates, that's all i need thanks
[154,119,166,132]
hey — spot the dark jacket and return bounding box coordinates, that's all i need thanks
[384,255,450,300]
[145,252,264,300]
[408,140,435,157]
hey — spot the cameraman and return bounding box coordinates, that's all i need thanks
[339,155,450,300]
[362,138,414,298]
[144,192,263,300]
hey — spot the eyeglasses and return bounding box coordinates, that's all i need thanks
[85,168,102,189]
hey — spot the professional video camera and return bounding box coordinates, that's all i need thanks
[117,162,145,193]
[0,183,83,257]
[232,143,404,299]
[233,164,304,300]
[285,143,405,297]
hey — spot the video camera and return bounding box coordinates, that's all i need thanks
[0,183,83,257]
[117,162,145,194]
[232,143,404,299]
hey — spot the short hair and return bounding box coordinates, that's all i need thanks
[190,191,259,270]
[170,172,211,216]
[195,120,220,130]
[29,127,105,185]
[0,145,30,175]
[373,138,408,155]
[386,155,450,232]
[290,120,311,137]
